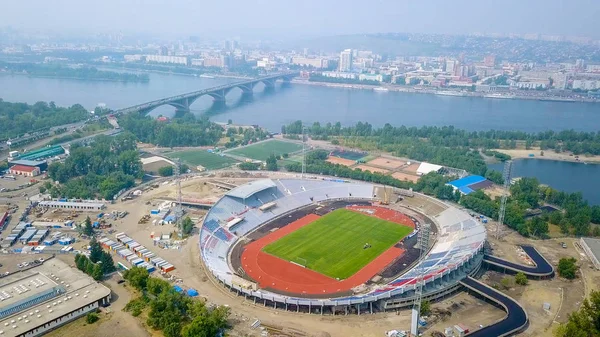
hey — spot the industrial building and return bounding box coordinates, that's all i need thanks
[37,201,105,212]
[0,258,111,336]
[580,237,600,270]
[17,146,65,162]
[8,165,41,177]
[446,175,493,195]
[7,160,47,173]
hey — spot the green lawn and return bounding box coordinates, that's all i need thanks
[226,139,303,161]
[167,149,238,170]
[263,208,412,279]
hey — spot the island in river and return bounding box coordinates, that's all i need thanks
[0,62,150,83]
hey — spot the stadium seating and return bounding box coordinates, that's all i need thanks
[199,178,485,306]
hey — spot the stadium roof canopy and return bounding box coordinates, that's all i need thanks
[417,162,443,175]
[226,179,277,199]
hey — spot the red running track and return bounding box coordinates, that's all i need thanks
[346,205,416,228]
[241,213,405,295]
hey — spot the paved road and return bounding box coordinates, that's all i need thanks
[484,245,554,277]
[462,276,528,337]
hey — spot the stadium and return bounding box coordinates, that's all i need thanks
[199,177,489,315]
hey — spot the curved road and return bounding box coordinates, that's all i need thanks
[484,245,554,277]
[461,276,528,337]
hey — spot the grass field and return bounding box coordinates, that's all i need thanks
[167,149,238,170]
[263,209,412,279]
[227,139,303,161]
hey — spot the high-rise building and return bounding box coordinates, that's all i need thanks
[159,46,169,56]
[339,49,353,72]
[445,60,457,74]
[575,59,586,70]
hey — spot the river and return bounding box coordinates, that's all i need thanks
[1,72,600,133]
[1,72,599,203]
[488,159,600,205]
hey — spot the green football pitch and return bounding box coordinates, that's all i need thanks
[167,150,238,170]
[263,208,412,279]
[226,139,303,161]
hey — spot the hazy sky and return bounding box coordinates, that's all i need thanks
[2,0,599,39]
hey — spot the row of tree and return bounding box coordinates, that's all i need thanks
[224,125,270,149]
[74,239,116,281]
[119,113,223,147]
[123,267,229,337]
[47,133,142,199]
[283,120,600,156]
[0,100,89,140]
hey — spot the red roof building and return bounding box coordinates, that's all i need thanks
[9,164,41,177]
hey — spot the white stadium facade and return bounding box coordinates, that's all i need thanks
[199,177,487,314]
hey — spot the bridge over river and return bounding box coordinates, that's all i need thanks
[115,72,299,115]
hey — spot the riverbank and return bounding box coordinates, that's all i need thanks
[97,63,251,80]
[0,72,149,83]
[494,148,600,164]
[291,79,599,104]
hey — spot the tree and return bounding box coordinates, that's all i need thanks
[266,154,278,171]
[555,290,600,337]
[500,276,513,289]
[100,251,116,274]
[83,216,94,236]
[158,166,174,177]
[515,272,528,286]
[420,300,431,316]
[182,217,194,236]
[124,266,150,290]
[92,263,103,281]
[147,277,171,296]
[181,305,229,337]
[558,257,578,280]
[86,312,100,324]
[239,162,260,170]
[89,238,103,263]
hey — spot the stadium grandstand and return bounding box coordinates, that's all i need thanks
[199,178,487,314]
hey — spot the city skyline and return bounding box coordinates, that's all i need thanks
[1,0,599,39]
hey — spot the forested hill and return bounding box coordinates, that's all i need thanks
[0,100,89,140]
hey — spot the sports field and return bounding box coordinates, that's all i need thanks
[263,208,412,279]
[167,150,238,170]
[227,139,303,161]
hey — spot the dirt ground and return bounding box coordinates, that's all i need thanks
[326,156,356,167]
[483,222,597,336]
[494,148,600,163]
[391,172,420,183]
[17,173,597,337]
[402,163,421,173]
[367,157,406,170]
[355,165,391,174]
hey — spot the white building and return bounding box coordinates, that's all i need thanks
[358,73,388,82]
[291,57,328,69]
[572,79,600,90]
[339,49,353,72]
[445,60,457,74]
[123,54,145,62]
[145,55,189,65]
[322,71,358,79]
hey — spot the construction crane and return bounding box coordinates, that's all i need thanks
[174,158,184,237]
[496,160,513,240]
[411,223,431,337]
